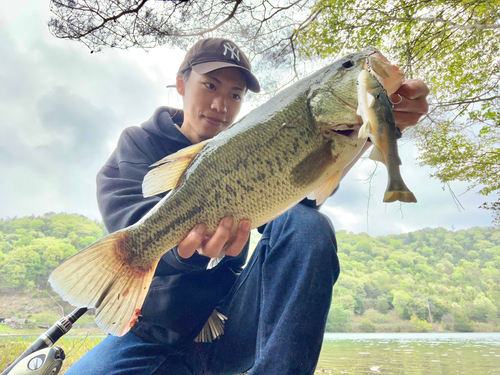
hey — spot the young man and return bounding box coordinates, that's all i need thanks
[66,38,429,374]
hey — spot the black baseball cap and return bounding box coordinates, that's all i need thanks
[178,38,260,93]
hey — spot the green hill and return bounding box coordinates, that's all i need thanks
[329,227,500,332]
[0,213,106,291]
[0,214,498,332]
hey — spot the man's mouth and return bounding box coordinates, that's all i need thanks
[204,116,225,126]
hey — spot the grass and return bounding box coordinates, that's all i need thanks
[0,325,17,334]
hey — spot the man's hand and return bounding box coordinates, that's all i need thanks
[177,217,252,260]
[390,79,429,131]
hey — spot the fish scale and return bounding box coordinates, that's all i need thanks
[49,48,412,338]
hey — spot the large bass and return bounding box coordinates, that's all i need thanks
[49,47,415,337]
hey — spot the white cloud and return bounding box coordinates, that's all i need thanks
[0,0,495,235]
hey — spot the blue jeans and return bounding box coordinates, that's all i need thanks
[65,204,340,375]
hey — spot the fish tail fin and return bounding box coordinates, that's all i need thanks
[384,190,417,203]
[49,230,160,337]
[384,170,417,203]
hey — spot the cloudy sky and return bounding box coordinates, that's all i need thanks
[0,0,495,237]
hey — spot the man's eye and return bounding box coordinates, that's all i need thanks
[205,83,216,89]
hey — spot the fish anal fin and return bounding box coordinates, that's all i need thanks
[49,230,161,337]
[369,145,387,165]
[143,141,209,197]
[290,142,335,187]
[308,171,343,205]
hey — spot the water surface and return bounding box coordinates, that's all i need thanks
[317,333,500,374]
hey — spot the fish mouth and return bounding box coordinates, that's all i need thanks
[331,124,362,139]
[363,52,405,96]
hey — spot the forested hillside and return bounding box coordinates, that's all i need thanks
[1,214,499,332]
[0,213,106,291]
[330,227,500,332]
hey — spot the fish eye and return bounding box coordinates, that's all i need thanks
[341,59,354,69]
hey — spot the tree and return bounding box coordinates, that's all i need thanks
[325,303,352,332]
[376,295,390,314]
[47,0,322,91]
[48,1,500,224]
[392,290,412,319]
[299,0,500,225]
[339,294,356,313]
[453,311,475,332]
[471,292,498,322]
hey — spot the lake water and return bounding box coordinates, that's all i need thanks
[2,332,500,374]
[317,333,500,374]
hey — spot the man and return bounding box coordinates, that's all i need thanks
[66,38,429,374]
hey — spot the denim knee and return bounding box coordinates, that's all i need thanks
[263,204,339,274]
[270,204,336,246]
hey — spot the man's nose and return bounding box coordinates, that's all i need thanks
[211,95,227,113]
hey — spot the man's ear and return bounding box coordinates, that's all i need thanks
[176,75,185,96]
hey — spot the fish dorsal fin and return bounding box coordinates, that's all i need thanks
[290,142,335,187]
[369,145,386,165]
[307,171,343,205]
[142,140,208,197]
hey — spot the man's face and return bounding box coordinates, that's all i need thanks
[177,67,246,144]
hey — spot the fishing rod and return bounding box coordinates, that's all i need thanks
[1,308,88,375]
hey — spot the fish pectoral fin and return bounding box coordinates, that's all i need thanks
[49,230,161,337]
[369,145,387,165]
[290,142,335,187]
[142,140,209,197]
[194,309,228,343]
[366,92,375,107]
[358,120,373,140]
[307,171,343,205]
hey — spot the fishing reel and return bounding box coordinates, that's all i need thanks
[7,347,65,375]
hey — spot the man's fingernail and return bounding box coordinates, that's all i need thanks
[222,217,233,229]
[241,220,251,231]
[195,224,206,234]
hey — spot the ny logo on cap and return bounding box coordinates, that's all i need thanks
[223,43,240,61]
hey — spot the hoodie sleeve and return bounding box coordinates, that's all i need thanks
[97,127,214,274]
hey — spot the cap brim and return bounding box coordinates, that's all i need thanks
[192,62,260,93]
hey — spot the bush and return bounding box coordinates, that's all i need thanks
[474,323,495,332]
[410,314,433,332]
[364,308,390,324]
[359,318,376,333]
[441,321,452,331]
